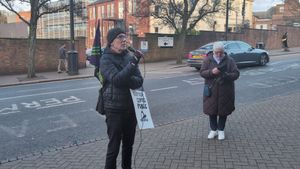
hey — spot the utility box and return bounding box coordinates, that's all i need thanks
[67,51,79,75]
[256,42,265,49]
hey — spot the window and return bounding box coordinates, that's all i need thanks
[238,42,251,51]
[108,4,111,17]
[211,0,220,5]
[155,27,158,33]
[155,5,161,15]
[111,4,114,17]
[132,0,136,14]
[93,7,96,19]
[109,24,114,30]
[98,6,101,19]
[90,27,93,39]
[200,44,213,50]
[103,26,106,38]
[226,43,240,50]
[169,3,174,15]
[279,7,284,13]
[189,0,196,6]
[89,9,93,19]
[119,1,124,18]
[102,6,105,18]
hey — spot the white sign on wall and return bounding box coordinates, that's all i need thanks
[140,41,148,52]
[158,36,174,48]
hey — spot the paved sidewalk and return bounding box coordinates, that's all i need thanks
[0,89,299,169]
[1,47,300,88]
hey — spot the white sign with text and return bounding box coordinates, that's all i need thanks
[158,36,174,47]
[140,41,148,52]
[130,89,154,129]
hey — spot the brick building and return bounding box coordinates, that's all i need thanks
[87,0,253,48]
[87,0,149,47]
[253,0,300,30]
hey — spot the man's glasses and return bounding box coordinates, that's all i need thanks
[117,34,127,41]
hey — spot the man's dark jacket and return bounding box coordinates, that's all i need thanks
[99,47,143,112]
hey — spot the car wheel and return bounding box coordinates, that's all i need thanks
[195,67,201,70]
[260,54,268,66]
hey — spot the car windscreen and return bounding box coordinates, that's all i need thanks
[199,44,213,50]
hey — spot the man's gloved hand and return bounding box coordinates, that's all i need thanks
[134,50,144,59]
[131,50,144,65]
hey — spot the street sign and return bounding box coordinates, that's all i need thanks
[158,36,174,48]
[140,41,148,52]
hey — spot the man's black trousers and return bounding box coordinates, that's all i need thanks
[105,111,137,169]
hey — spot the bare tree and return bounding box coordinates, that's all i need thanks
[0,0,69,78]
[150,0,225,64]
[241,0,245,28]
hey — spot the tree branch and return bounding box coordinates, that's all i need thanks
[0,0,30,25]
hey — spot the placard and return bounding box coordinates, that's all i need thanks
[130,89,154,129]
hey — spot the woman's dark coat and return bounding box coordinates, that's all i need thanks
[200,54,240,116]
[100,48,143,112]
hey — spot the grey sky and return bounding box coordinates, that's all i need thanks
[253,0,283,12]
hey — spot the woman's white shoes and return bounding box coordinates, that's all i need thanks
[218,131,225,140]
[207,130,218,139]
[207,130,225,140]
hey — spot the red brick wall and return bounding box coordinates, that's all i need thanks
[0,37,86,75]
[132,25,300,62]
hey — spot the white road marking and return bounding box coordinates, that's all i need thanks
[40,114,78,133]
[36,101,86,109]
[15,87,61,93]
[248,83,273,88]
[150,86,178,92]
[0,104,18,113]
[182,78,204,85]
[0,120,29,137]
[0,86,99,101]
[158,73,197,79]
[248,76,299,88]
[241,63,300,76]
[0,111,20,115]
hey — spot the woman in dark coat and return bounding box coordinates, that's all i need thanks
[200,42,239,140]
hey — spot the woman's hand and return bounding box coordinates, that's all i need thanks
[212,67,220,75]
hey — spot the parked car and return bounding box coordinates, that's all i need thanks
[186,41,270,70]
